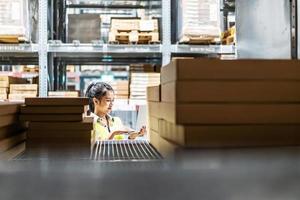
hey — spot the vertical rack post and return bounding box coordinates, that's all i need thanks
[162,0,171,66]
[38,0,48,97]
[291,0,298,59]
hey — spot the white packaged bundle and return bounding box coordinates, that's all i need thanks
[0,0,30,40]
[178,0,221,43]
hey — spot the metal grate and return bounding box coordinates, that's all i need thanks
[91,140,162,161]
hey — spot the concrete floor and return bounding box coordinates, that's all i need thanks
[0,146,300,200]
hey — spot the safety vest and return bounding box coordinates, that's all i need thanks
[92,115,125,141]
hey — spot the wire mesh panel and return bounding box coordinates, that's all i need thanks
[91,140,162,161]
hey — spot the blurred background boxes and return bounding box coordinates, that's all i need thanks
[0,76,29,101]
[67,14,101,43]
[9,84,38,101]
[130,72,160,100]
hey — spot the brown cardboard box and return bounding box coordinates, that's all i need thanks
[9,93,37,101]
[21,105,85,114]
[48,91,79,97]
[27,130,91,139]
[149,116,159,132]
[147,85,161,102]
[161,81,300,103]
[149,130,179,158]
[0,93,7,100]
[25,97,89,106]
[0,81,7,88]
[0,88,8,94]
[0,103,20,115]
[147,101,162,119]
[0,124,26,140]
[0,142,25,160]
[28,121,93,131]
[0,76,27,83]
[20,114,83,122]
[0,115,18,127]
[9,90,37,95]
[0,76,27,87]
[161,59,300,84]
[10,84,38,92]
[158,119,300,148]
[149,102,300,125]
[0,132,26,153]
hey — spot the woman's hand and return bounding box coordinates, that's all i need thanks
[128,126,147,140]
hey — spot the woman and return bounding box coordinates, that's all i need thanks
[85,82,146,141]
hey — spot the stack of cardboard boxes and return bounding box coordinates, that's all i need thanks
[0,102,26,160]
[0,76,28,101]
[110,80,129,100]
[20,97,93,157]
[9,84,38,101]
[48,91,79,97]
[130,72,160,100]
[148,59,300,157]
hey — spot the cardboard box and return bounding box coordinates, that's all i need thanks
[0,76,27,86]
[0,82,8,88]
[148,102,300,125]
[0,132,26,153]
[149,116,159,132]
[20,114,83,122]
[161,59,300,84]
[158,119,300,147]
[0,115,18,128]
[9,93,37,101]
[9,90,37,95]
[0,94,7,100]
[0,142,25,160]
[48,91,79,97]
[21,105,86,114]
[0,103,20,115]
[28,121,93,131]
[25,97,89,106]
[161,81,300,103]
[27,130,91,139]
[147,85,161,102]
[0,123,26,140]
[10,84,38,91]
[149,130,179,158]
[0,88,8,94]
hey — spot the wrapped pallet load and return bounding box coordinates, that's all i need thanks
[178,0,221,44]
[0,0,30,43]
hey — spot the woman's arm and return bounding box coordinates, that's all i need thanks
[108,130,129,140]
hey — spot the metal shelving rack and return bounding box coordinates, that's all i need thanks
[0,0,236,96]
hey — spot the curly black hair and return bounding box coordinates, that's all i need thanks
[85,82,114,113]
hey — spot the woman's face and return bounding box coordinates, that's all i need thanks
[94,90,114,115]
